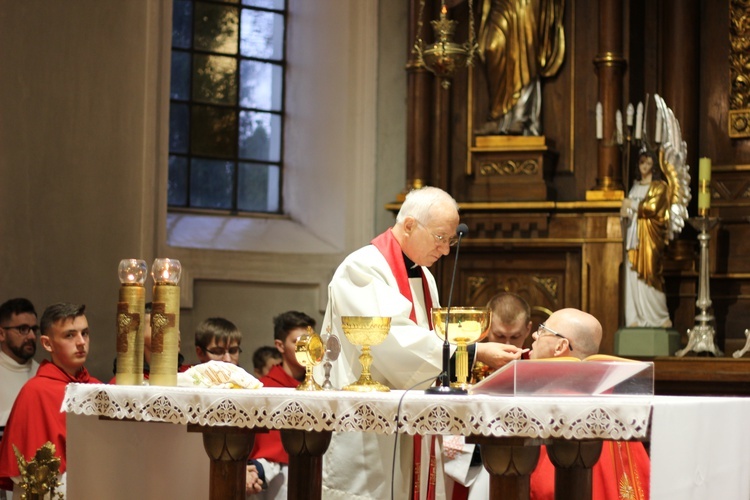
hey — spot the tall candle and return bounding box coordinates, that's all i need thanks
[655,110,663,143]
[626,103,634,127]
[634,102,643,140]
[698,157,712,214]
[699,157,712,182]
[596,102,603,140]
[616,110,623,144]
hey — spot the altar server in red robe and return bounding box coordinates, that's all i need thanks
[0,302,101,498]
[318,186,522,499]
[248,310,315,499]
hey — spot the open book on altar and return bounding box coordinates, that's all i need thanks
[469,355,654,396]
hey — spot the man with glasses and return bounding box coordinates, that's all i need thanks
[194,317,243,366]
[450,308,649,499]
[319,186,523,499]
[0,298,39,442]
[527,308,650,499]
[528,308,602,360]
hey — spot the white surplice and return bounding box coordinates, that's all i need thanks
[316,244,455,499]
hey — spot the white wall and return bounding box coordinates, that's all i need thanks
[0,0,407,381]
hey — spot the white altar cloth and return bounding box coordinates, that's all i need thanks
[62,384,750,499]
[62,384,651,440]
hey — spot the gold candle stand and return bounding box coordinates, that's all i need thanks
[149,258,182,386]
[116,285,145,385]
[116,259,147,385]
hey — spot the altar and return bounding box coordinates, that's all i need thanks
[62,384,750,499]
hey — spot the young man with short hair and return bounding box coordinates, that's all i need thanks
[249,310,316,499]
[0,303,101,498]
[194,317,243,366]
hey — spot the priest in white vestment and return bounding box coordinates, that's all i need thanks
[317,187,522,500]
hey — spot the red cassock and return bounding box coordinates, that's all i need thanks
[249,364,300,464]
[0,360,101,491]
[530,441,650,500]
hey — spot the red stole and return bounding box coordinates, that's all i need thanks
[371,229,434,329]
[371,229,437,499]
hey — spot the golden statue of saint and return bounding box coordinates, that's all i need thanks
[476,0,566,135]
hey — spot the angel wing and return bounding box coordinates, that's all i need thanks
[654,94,691,241]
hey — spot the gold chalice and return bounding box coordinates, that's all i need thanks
[295,326,325,391]
[341,316,391,392]
[431,307,490,390]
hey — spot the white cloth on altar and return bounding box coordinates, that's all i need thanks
[316,243,454,499]
[650,396,750,499]
[0,350,39,429]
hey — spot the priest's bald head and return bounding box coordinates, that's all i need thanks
[529,308,602,360]
[392,187,460,267]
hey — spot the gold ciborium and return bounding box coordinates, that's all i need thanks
[295,326,325,391]
[431,307,490,390]
[341,316,391,392]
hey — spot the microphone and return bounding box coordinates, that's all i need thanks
[427,223,469,395]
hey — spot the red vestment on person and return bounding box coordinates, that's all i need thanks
[530,441,650,500]
[0,360,101,491]
[249,365,300,464]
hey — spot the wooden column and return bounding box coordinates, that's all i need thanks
[589,0,626,200]
[281,429,332,500]
[404,0,435,200]
[661,0,699,198]
[196,426,255,500]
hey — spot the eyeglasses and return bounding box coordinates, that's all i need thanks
[204,346,242,356]
[534,323,573,351]
[1,324,40,336]
[415,220,459,247]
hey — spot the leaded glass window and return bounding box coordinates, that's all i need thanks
[168,0,286,214]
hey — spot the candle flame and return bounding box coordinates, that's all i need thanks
[441,4,447,15]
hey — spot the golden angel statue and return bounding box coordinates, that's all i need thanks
[620,95,691,327]
[476,0,566,136]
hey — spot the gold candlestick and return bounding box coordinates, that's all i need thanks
[116,259,147,385]
[149,258,182,386]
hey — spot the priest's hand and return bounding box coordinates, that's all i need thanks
[246,464,264,495]
[475,342,523,369]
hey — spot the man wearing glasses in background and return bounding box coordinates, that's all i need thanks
[529,308,651,499]
[194,317,243,366]
[0,298,39,442]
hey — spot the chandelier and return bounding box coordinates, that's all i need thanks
[413,0,479,89]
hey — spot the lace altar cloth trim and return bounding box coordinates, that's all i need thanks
[62,384,651,440]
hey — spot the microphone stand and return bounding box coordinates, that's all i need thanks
[426,224,468,395]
